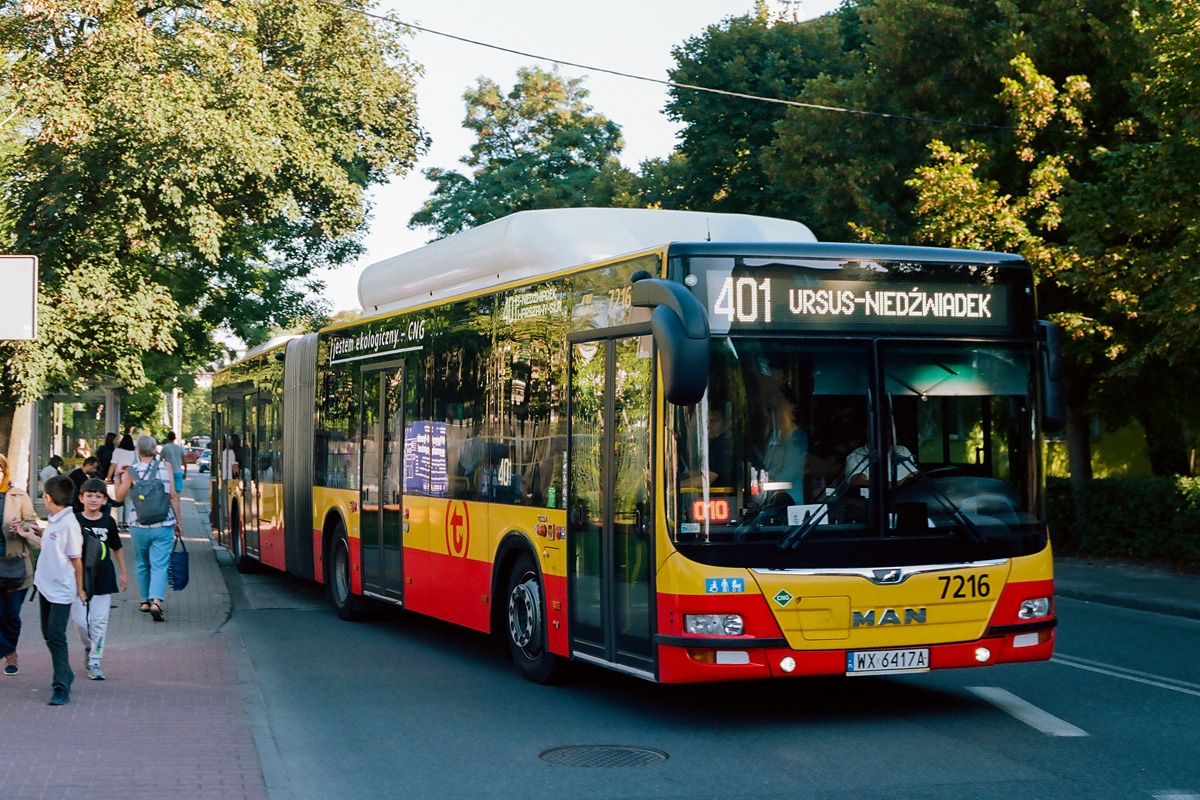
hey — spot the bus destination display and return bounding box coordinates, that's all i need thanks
[705,272,1011,333]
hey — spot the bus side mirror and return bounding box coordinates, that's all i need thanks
[631,275,710,405]
[1038,320,1066,433]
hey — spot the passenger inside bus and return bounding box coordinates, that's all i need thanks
[758,374,807,503]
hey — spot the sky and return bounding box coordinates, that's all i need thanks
[311,0,843,313]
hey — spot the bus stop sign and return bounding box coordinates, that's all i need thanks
[0,255,37,340]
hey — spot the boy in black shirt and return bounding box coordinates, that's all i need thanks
[71,478,126,680]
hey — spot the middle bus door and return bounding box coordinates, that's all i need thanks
[360,363,406,603]
[568,335,656,677]
[243,391,261,560]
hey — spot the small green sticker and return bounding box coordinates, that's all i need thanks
[773,589,794,607]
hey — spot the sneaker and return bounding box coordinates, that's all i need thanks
[3,653,16,676]
[88,664,105,681]
[48,688,69,705]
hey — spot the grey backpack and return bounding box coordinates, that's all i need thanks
[129,461,170,525]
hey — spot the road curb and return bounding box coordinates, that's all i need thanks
[1055,589,1200,621]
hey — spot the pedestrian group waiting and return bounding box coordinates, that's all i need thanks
[0,432,185,705]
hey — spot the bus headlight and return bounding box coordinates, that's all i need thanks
[684,614,745,636]
[1018,597,1052,619]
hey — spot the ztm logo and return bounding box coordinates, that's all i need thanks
[445,500,470,557]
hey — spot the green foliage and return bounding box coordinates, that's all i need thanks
[0,0,424,406]
[1048,477,1200,571]
[182,385,211,441]
[409,66,632,238]
[662,10,848,220]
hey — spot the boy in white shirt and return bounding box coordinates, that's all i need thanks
[18,474,86,705]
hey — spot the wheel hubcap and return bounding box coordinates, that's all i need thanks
[508,576,541,652]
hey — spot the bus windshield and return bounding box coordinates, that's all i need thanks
[670,338,1046,569]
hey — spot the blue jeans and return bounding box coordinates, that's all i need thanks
[0,587,25,659]
[130,525,174,601]
[39,595,73,692]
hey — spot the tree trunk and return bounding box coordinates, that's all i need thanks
[1062,366,1093,534]
[0,403,11,458]
[1138,402,1190,476]
[4,403,33,493]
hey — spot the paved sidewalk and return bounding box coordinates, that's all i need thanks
[0,475,268,800]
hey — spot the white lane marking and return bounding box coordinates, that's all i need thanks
[1053,654,1200,699]
[967,686,1089,737]
[1153,793,1200,800]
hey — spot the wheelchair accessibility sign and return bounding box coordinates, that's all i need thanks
[705,578,745,593]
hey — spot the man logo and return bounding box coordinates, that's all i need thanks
[852,607,927,627]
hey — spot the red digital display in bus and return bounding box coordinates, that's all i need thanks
[690,497,733,523]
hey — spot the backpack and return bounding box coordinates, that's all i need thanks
[81,530,107,597]
[129,461,171,525]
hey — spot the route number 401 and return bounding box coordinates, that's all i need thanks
[938,573,991,599]
[713,277,772,324]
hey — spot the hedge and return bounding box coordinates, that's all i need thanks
[1046,476,1200,572]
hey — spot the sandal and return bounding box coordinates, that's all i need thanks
[149,601,165,622]
[139,601,151,613]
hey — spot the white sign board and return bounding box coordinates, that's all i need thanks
[0,255,37,340]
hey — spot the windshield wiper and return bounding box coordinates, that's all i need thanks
[884,390,986,545]
[777,449,870,550]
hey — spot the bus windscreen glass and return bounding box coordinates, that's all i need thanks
[669,338,1045,570]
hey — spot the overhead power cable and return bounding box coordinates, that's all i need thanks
[311,0,1138,139]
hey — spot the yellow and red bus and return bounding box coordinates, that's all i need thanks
[212,207,1062,683]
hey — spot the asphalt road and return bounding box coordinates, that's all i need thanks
[222,565,1200,800]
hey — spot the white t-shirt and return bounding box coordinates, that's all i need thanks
[39,465,59,490]
[110,447,137,477]
[33,508,83,604]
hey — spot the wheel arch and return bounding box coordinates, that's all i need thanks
[320,508,349,585]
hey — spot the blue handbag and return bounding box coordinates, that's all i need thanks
[167,535,189,591]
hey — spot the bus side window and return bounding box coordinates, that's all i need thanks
[437,304,489,502]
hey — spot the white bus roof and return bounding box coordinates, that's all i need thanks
[357,208,816,314]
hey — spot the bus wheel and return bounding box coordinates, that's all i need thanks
[330,522,364,621]
[506,554,563,683]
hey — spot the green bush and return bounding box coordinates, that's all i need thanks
[1046,476,1200,571]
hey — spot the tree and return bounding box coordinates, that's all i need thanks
[409,66,631,238]
[661,5,849,220]
[906,3,1200,477]
[0,0,424,451]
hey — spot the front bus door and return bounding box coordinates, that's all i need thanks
[360,363,406,602]
[569,335,656,677]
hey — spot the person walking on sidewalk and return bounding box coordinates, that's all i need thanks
[16,475,87,705]
[159,431,186,493]
[1,454,38,676]
[72,478,127,680]
[112,435,182,622]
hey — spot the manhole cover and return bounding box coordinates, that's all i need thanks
[539,745,668,768]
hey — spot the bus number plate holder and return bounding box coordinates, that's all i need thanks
[846,648,930,675]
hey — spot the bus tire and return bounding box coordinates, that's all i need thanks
[230,505,256,574]
[330,522,364,621]
[505,553,563,684]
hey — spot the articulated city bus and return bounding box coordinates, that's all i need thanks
[212,208,1063,683]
